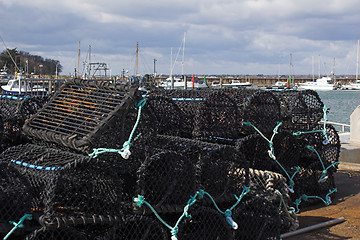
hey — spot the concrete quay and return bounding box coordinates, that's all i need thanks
[339,132,360,170]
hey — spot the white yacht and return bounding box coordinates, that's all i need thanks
[341,81,360,90]
[159,77,209,89]
[213,79,252,88]
[299,76,337,91]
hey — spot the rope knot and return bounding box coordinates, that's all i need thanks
[326,196,332,205]
[171,226,179,240]
[224,210,238,230]
[268,149,276,160]
[224,209,232,217]
[120,141,131,159]
[133,195,145,208]
[183,205,191,218]
[137,98,147,108]
[301,194,309,201]
[243,186,250,194]
[322,136,331,145]
[197,189,205,199]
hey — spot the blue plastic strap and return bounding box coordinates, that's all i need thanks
[11,159,63,171]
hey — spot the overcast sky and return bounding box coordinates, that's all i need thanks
[1,0,359,76]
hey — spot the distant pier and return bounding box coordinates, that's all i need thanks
[155,75,359,87]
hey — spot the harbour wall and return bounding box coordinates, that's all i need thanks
[155,75,359,86]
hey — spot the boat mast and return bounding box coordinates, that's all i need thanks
[333,57,336,83]
[88,45,91,78]
[136,42,139,76]
[77,41,80,78]
[170,48,174,89]
[289,53,293,80]
[182,32,186,89]
[312,56,314,81]
[318,54,321,78]
[356,39,359,81]
[181,32,186,76]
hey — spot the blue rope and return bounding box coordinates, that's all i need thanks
[89,99,146,159]
[293,188,337,213]
[201,186,250,229]
[4,214,32,240]
[293,106,330,144]
[306,146,339,183]
[133,186,250,238]
[321,106,330,144]
[134,190,204,240]
[243,121,298,192]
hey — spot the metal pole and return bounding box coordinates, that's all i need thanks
[184,75,187,90]
[281,217,345,239]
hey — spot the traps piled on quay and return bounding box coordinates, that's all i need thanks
[0,81,340,240]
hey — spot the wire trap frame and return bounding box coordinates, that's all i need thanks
[22,79,149,152]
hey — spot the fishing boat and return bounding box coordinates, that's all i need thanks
[214,79,252,88]
[341,81,360,90]
[272,81,287,88]
[0,65,11,84]
[159,77,209,89]
[1,73,48,95]
[298,76,338,91]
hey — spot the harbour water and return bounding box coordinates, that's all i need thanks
[317,90,360,125]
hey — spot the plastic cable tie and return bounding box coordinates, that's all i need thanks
[226,216,238,230]
[327,196,332,205]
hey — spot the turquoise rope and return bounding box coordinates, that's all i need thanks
[133,186,250,238]
[4,214,32,240]
[134,190,204,240]
[293,188,337,213]
[243,121,298,192]
[293,129,323,136]
[306,146,339,183]
[293,106,330,144]
[202,186,250,229]
[89,99,146,159]
[321,106,330,144]
[242,121,282,160]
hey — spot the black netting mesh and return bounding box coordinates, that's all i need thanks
[0,144,123,229]
[137,150,196,213]
[97,215,169,240]
[0,86,341,239]
[232,190,281,240]
[273,90,325,131]
[0,95,49,151]
[0,161,33,235]
[24,226,88,240]
[152,135,249,202]
[177,206,233,240]
[193,91,240,140]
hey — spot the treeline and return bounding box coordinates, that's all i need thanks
[0,48,62,76]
